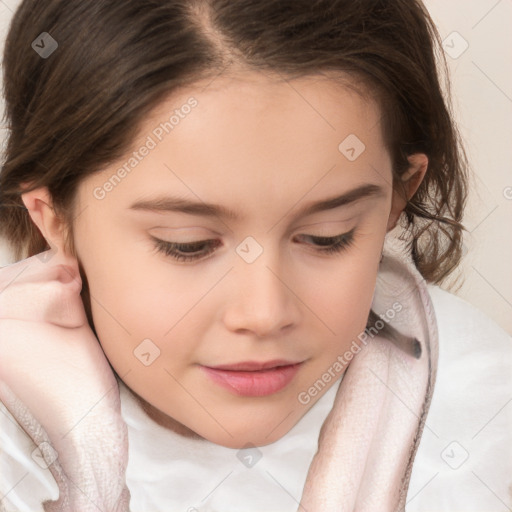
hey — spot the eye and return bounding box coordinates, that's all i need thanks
[294,228,356,255]
[151,236,221,262]
[151,228,356,263]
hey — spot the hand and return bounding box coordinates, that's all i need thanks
[0,249,130,511]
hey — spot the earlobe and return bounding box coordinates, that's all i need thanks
[21,186,68,254]
[386,153,428,232]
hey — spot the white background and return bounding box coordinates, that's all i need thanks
[0,0,511,334]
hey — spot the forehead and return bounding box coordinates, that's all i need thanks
[145,69,383,142]
[79,70,391,219]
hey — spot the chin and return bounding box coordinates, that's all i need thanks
[134,382,313,448]
[191,409,306,449]
[200,429,284,449]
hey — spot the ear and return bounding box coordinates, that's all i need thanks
[387,153,428,232]
[21,186,71,257]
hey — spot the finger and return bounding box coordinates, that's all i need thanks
[0,249,81,286]
[0,254,85,327]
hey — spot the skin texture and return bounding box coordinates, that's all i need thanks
[22,71,427,449]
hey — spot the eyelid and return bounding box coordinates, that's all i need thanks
[147,212,359,241]
[291,216,359,234]
[149,226,218,237]
[292,219,357,238]
[151,229,353,245]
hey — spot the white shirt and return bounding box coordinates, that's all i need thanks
[1,284,511,511]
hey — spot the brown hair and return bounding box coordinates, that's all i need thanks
[0,0,468,286]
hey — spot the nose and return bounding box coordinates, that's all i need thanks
[222,255,301,338]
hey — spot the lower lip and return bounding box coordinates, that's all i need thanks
[200,363,302,397]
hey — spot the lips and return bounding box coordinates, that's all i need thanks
[200,360,304,397]
[207,359,301,372]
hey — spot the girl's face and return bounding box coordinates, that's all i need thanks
[71,71,398,448]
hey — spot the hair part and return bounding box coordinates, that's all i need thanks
[1,0,468,287]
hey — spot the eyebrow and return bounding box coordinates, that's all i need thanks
[128,183,385,221]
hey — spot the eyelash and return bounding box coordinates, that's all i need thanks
[151,229,356,263]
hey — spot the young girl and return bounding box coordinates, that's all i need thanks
[0,1,510,511]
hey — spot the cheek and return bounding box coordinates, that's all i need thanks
[317,239,380,310]
[308,233,382,354]
[73,225,196,368]
[85,265,203,366]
